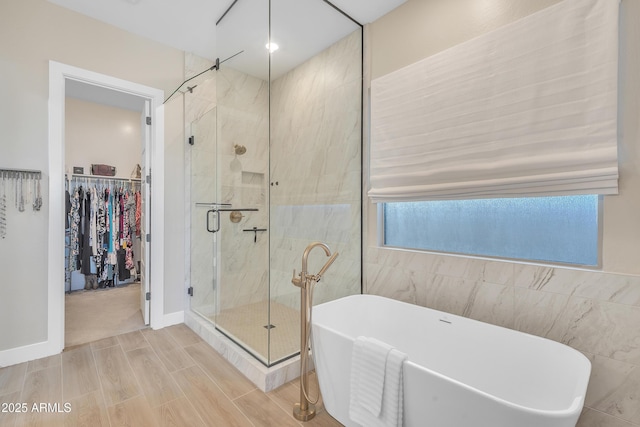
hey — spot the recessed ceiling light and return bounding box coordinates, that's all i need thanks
[266,42,279,53]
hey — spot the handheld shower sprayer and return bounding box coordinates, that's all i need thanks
[315,252,339,282]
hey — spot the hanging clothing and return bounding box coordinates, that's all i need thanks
[90,187,98,256]
[69,187,81,272]
[96,189,108,283]
[81,189,93,275]
[135,191,141,237]
[108,191,117,265]
[117,248,130,280]
[66,177,141,288]
[65,190,71,229]
[123,192,135,270]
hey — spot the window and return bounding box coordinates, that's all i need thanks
[383,195,600,266]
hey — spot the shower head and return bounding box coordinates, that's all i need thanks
[234,144,247,155]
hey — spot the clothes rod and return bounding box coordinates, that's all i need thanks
[69,174,141,182]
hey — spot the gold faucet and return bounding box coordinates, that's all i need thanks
[292,242,339,421]
[292,241,339,287]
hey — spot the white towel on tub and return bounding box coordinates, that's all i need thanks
[349,336,408,427]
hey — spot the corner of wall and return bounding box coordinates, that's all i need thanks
[160,311,185,329]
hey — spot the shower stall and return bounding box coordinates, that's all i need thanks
[186,0,362,367]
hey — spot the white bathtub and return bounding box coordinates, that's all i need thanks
[311,294,590,427]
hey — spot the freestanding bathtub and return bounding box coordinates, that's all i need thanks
[311,294,591,427]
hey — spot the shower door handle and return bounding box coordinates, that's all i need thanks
[206,209,220,233]
[206,207,258,233]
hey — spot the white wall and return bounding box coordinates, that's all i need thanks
[163,93,187,315]
[0,0,185,354]
[65,98,141,179]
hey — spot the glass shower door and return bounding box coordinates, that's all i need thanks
[189,108,218,321]
[213,0,271,364]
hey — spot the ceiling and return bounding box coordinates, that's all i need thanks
[50,0,406,109]
[47,0,406,62]
[65,79,147,111]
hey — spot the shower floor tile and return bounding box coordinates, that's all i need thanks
[211,300,300,364]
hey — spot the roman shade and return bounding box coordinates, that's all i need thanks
[368,0,619,203]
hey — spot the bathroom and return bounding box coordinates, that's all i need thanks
[0,0,639,426]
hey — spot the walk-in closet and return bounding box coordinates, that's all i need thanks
[63,91,148,347]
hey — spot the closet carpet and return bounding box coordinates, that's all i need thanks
[65,283,145,348]
[0,324,340,427]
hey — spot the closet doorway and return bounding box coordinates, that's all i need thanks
[48,61,165,353]
[64,87,148,347]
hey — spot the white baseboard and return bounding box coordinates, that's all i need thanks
[1,311,186,367]
[161,311,184,328]
[0,340,57,368]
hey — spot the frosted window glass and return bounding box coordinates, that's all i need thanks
[384,196,599,266]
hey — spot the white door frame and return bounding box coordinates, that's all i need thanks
[48,61,165,354]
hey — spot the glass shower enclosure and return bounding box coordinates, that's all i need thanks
[189,0,362,366]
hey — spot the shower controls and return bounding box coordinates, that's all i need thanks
[242,226,267,242]
[229,211,243,223]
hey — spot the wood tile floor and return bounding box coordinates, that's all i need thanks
[0,324,342,427]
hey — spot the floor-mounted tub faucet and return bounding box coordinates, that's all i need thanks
[292,242,339,421]
[292,242,339,287]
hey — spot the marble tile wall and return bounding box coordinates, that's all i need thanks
[364,246,640,426]
[270,29,362,308]
[215,66,270,311]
